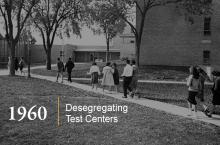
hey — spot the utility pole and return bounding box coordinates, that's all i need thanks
[27,25,31,78]
[61,37,65,62]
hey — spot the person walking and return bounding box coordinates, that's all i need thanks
[7,56,11,72]
[130,60,138,98]
[196,67,211,117]
[14,57,19,72]
[121,59,133,98]
[65,57,75,82]
[88,62,101,90]
[19,57,25,75]
[208,71,220,117]
[186,66,200,117]
[112,63,119,93]
[56,58,64,83]
[101,62,114,92]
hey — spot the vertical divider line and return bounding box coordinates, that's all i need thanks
[58,96,60,127]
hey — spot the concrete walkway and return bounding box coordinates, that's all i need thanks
[1,64,213,85]
[70,77,214,85]
[1,68,219,127]
[30,73,220,127]
[0,69,8,76]
[31,64,214,85]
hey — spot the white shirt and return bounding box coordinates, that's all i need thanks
[121,64,133,77]
[102,66,114,74]
[187,75,200,92]
[88,65,100,74]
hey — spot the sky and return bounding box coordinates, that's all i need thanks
[32,27,107,46]
[0,21,107,46]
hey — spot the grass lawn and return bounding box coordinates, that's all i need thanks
[31,61,189,81]
[73,80,220,115]
[0,76,220,145]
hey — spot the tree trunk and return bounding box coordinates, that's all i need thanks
[9,42,15,76]
[46,47,52,70]
[106,38,110,62]
[135,41,140,67]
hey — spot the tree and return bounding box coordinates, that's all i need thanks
[111,0,212,66]
[0,0,39,75]
[30,0,88,70]
[88,0,126,62]
[20,27,37,46]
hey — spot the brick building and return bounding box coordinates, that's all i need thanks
[137,0,220,70]
[30,44,120,64]
[0,34,27,68]
[0,41,120,68]
[113,25,135,60]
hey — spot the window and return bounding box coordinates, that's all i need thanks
[204,17,211,36]
[203,50,210,64]
[60,51,64,57]
[130,40,135,43]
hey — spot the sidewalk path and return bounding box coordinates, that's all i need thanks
[1,68,219,126]
[28,64,213,85]
[30,74,220,127]
[0,69,8,76]
[1,64,213,85]
[0,65,56,76]
[70,77,213,85]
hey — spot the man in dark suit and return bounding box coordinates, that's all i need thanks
[65,57,75,82]
[208,71,220,117]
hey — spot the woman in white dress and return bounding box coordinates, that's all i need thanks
[101,62,114,92]
[88,62,100,90]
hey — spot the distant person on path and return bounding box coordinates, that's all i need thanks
[208,71,220,117]
[65,57,75,82]
[56,58,64,83]
[19,57,25,75]
[130,60,138,98]
[88,62,101,90]
[112,63,119,93]
[186,66,200,117]
[7,56,11,71]
[14,57,19,72]
[101,62,114,92]
[196,67,211,117]
[121,59,133,98]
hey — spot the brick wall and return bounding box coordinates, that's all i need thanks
[137,0,220,70]
[113,25,135,59]
[31,45,76,64]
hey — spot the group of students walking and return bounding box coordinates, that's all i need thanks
[56,57,75,83]
[8,56,26,75]
[187,66,220,118]
[56,57,219,118]
[88,59,138,98]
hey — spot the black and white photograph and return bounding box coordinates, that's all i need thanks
[0,0,220,144]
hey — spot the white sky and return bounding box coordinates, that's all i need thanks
[0,6,135,46]
[0,21,107,46]
[33,27,107,46]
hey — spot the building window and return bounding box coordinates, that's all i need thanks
[204,17,211,36]
[130,40,135,43]
[203,50,210,64]
[60,51,64,57]
[90,54,94,61]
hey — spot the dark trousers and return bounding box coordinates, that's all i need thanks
[67,71,72,82]
[123,77,132,97]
